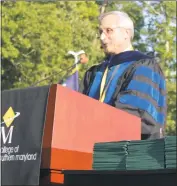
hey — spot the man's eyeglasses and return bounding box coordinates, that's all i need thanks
[96,26,131,38]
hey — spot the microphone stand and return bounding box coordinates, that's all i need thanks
[31,61,80,87]
[58,50,85,84]
[58,62,80,84]
[31,50,85,87]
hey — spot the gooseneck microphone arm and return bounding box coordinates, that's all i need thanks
[31,50,85,87]
[30,61,81,87]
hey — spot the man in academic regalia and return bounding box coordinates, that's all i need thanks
[79,11,167,140]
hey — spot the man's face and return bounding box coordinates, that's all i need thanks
[99,14,128,54]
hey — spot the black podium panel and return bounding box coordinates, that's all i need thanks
[63,169,177,186]
[1,86,49,185]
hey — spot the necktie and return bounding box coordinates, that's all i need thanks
[99,65,109,102]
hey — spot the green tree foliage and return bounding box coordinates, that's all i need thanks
[2,1,104,89]
[2,1,176,135]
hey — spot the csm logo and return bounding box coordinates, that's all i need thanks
[0,107,20,144]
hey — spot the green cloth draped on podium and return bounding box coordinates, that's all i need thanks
[1,86,50,185]
[92,141,129,170]
[92,137,176,171]
[164,136,176,169]
[126,139,165,170]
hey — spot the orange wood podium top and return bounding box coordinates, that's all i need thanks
[40,84,141,184]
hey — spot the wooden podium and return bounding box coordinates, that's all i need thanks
[40,84,141,185]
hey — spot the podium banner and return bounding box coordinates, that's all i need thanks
[1,85,50,185]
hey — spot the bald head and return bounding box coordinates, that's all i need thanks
[98,11,134,54]
[99,11,134,40]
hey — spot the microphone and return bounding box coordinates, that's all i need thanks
[58,51,88,84]
[31,50,88,87]
[79,53,89,64]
